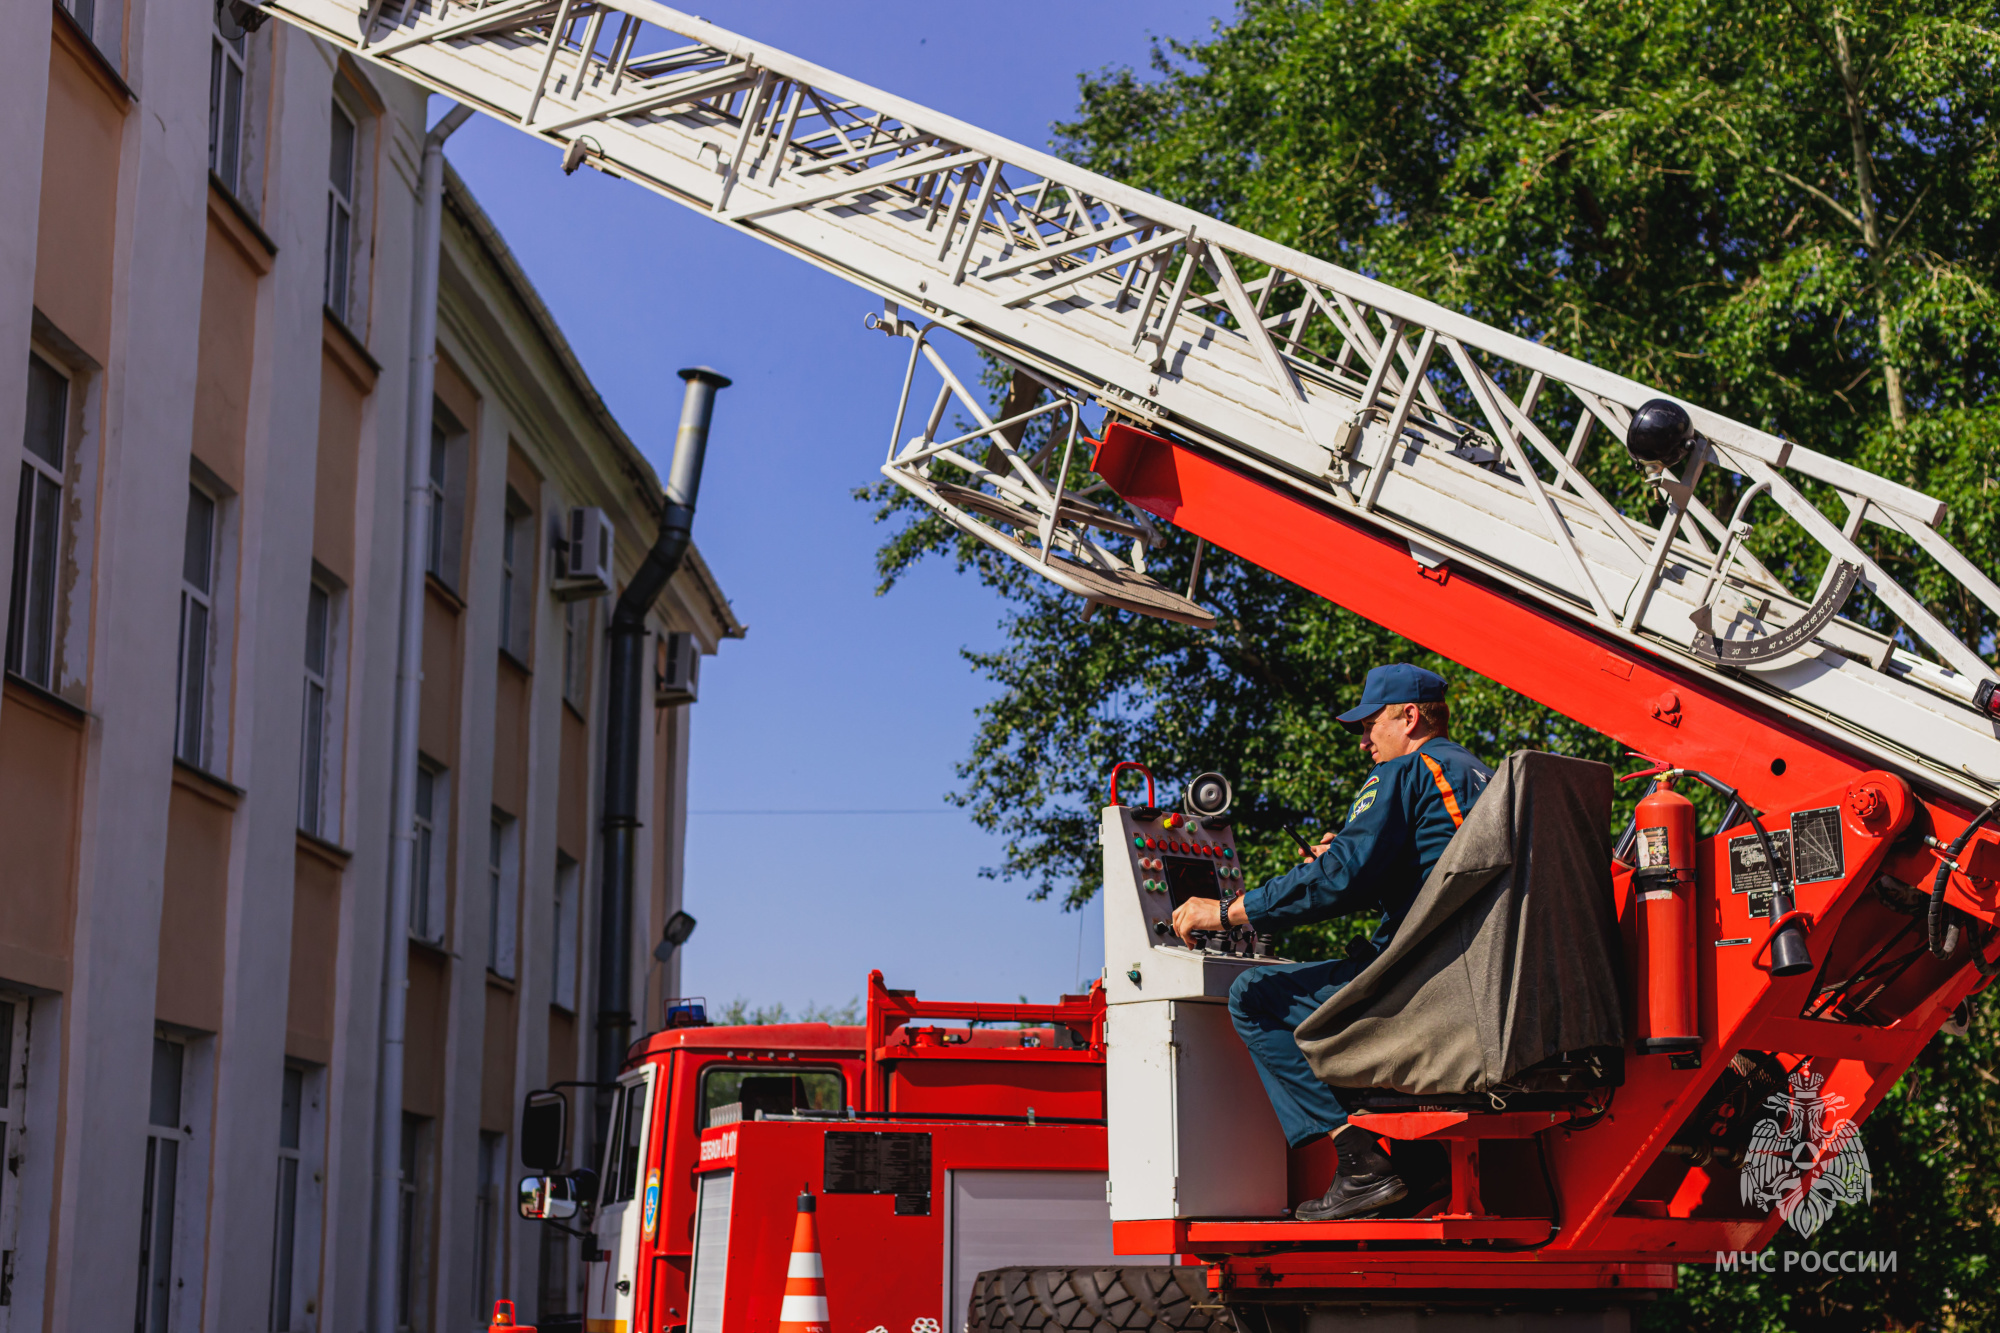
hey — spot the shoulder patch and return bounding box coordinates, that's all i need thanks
[1349,787,1378,819]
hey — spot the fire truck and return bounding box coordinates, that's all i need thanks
[512,974,1154,1332]
[253,2,2000,1328]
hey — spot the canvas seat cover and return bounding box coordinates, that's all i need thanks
[1293,751,1626,1095]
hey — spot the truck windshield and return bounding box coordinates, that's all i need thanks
[698,1064,843,1129]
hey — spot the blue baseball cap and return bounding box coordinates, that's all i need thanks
[1335,663,1448,726]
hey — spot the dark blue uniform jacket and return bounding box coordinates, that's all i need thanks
[1243,737,1494,950]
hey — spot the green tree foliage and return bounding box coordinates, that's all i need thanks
[713,996,862,1026]
[865,2,2000,1322]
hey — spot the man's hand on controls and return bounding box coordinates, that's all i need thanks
[1172,895,1251,948]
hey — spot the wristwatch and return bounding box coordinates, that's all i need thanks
[1217,888,1237,950]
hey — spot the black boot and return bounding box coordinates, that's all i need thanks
[1295,1125,1407,1221]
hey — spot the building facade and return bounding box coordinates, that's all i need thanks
[0,4,739,1330]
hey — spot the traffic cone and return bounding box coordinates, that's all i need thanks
[778,1190,830,1333]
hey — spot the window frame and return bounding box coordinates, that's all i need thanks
[396,1113,432,1333]
[424,402,468,593]
[551,853,579,1012]
[486,811,518,979]
[561,598,591,710]
[411,761,450,945]
[175,482,222,771]
[324,98,358,325]
[695,1062,846,1131]
[499,488,534,666]
[8,352,72,690]
[137,1035,189,1333]
[0,995,31,1325]
[298,576,335,837]
[268,1063,306,1332]
[208,11,248,195]
[471,1131,506,1322]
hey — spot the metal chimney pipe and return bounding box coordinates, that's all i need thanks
[594,367,730,1131]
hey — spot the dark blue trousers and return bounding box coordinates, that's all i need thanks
[1228,957,1364,1148]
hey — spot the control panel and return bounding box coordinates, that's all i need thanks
[1101,771,1290,1004]
[1122,808,1265,955]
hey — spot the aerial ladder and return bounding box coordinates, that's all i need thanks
[258,0,2000,1318]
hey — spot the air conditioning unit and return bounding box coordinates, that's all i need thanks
[553,507,612,600]
[656,631,699,706]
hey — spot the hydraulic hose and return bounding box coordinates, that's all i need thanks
[1929,797,2000,959]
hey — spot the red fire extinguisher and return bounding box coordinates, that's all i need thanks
[1630,766,1700,1057]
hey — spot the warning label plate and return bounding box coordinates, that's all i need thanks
[1789,805,1846,884]
[1727,829,1792,919]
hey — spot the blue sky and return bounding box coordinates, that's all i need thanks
[445,2,1233,1014]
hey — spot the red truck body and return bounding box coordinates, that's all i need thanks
[579,976,1115,1333]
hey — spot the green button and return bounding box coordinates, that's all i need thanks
[1132,835,1145,848]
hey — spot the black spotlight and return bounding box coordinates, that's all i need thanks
[1627,398,1695,468]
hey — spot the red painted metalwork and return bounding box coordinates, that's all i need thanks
[862,968,1107,1115]
[692,1119,1109,1332]
[543,425,2000,1323]
[1087,422,2000,1293]
[581,979,1112,1332]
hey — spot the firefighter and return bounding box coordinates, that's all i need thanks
[1171,663,1493,1221]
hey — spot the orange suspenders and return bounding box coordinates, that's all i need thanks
[1418,752,1467,828]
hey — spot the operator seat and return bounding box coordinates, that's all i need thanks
[1295,750,1627,1111]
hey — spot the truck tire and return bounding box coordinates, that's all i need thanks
[966,1266,1236,1333]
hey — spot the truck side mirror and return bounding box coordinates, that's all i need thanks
[518,1173,579,1222]
[520,1090,568,1171]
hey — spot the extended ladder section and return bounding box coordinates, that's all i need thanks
[264,0,2000,807]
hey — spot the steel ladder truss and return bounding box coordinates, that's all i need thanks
[255,0,2000,1287]
[262,0,2000,812]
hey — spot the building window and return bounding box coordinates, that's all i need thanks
[325,100,356,324]
[487,813,517,979]
[396,1114,431,1333]
[425,404,467,592]
[176,484,220,770]
[425,420,446,579]
[137,1037,187,1333]
[8,353,68,689]
[269,1065,303,1331]
[0,996,31,1306]
[208,7,248,194]
[299,579,332,836]
[58,0,100,45]
[471,1131,505,1322]
[562,600,589,708]
[499,490,533,664]
[411,762,450,943]
[552,854,578,1012]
